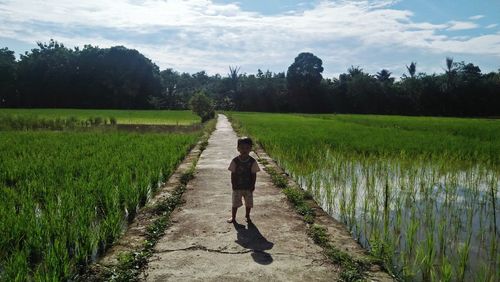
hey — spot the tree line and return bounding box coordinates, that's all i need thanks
[0,40,160,109]
[1,40,499,117]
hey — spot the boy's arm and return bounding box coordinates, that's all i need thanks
[251,173,256,191]
[250,160,259,191]
[231,173,237,189]
[229,160,236,189]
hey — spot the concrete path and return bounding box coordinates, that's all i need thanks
[143,114,339,281]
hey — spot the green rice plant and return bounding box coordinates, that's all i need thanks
[489,175,498,258]
[421,223,436,281]
[440,256,453,282]
[0,109,200,125]
[348,174,358,232]
[457,233,472,282]
[403,209,419,279]
[0,129,201,280]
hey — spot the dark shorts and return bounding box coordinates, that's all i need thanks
[232,190,253,208]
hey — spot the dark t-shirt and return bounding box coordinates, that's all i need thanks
[228,156,260,190]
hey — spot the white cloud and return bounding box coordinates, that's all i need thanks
[486,24,498,29]
[0,0,499,77]
[447,21,479,31]
[431,34,500,55]
[469,15,484,20]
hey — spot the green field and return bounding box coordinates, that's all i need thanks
[228,112,500,281]
[0,109,200,125]
[231,113,500,166]
[0,110,203,280]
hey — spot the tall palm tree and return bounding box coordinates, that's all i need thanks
[348,65,363,77]
[445,57,454,73]
[406,62,416,78]
[376,69,393,83]
[228,66,240,93]
[444,57,455,91]
[228,66,240,81]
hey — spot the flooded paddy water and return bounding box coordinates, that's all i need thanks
[291,152,500,281]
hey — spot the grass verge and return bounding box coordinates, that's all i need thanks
[105,166,194,281]
[263,166,370,281]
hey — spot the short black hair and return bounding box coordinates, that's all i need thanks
[237,137,253,147]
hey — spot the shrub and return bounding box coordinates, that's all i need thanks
[189,91,215,122]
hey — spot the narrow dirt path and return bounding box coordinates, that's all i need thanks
[143,114,340,281]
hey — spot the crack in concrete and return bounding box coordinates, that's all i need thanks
[157,245,329,263]
[157,245,253,254]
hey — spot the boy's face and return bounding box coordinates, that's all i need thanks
[237,143,252,156]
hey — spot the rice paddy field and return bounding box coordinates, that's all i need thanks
[228,112,500,281]
[0,110,202,280]
[0,109,200,126]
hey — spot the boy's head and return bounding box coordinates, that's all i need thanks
[237,137,253,155]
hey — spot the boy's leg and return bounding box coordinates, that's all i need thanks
[245,207,251,221]
[227,207,238,223]
[243,190,253,222]
[228,190,243,223]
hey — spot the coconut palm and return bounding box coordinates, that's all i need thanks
[406,62,417,78]
[376,69,394,84]
[444,57,456,91]
[445,57,454,73]
[228,65,240,93]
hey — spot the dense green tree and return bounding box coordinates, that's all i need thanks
[95,45,161,109]
[14,40,161,109]
[0,47,17,107]
[418,74,445,115]
[454,62,483,115]
[286,52,324,112]
[457,62,482,85]
[16,40,75,107]
[149,68,183,109]
[287,52,324,87]
[345,67,386,113]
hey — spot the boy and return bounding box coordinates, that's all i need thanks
[227,137,260,223]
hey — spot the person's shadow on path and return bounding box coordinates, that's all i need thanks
[233,221,274,265]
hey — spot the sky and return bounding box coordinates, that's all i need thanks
[1,0,499,78]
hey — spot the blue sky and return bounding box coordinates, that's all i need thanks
[1,0,499,78]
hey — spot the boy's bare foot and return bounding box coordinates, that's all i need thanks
[227,217,235,223]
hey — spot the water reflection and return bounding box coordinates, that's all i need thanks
[288,156,499,280]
